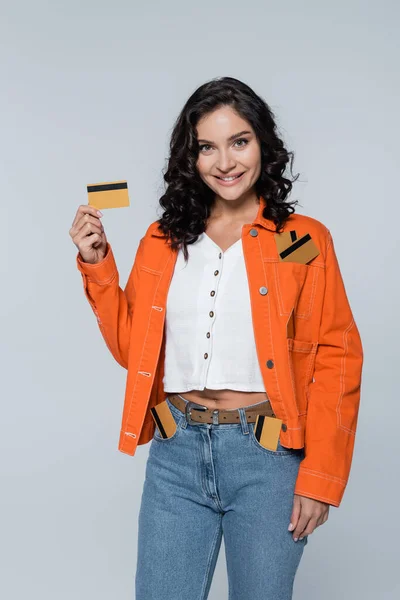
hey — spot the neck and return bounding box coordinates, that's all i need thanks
[209,191,260,222]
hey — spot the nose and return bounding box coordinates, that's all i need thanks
[215,149,236,172]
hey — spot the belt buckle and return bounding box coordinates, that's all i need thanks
[185,401,208,426]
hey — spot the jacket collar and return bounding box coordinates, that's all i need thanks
[151,195,277,237]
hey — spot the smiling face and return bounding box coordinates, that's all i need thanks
[195,105,262,203]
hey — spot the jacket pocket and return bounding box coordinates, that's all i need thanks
[269,260,320,321]
[136,265,163,308]
[295,264,320,320]
[287,338,318,416]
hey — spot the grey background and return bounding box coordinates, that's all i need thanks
[1,1,398,598]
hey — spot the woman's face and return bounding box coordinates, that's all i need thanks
[195,105,261,202]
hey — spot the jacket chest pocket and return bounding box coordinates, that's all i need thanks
[268,260,319,320]
[130,266,165,326]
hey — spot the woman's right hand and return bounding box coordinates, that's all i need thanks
[69,205,108,264]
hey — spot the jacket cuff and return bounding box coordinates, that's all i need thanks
[76,243,117,283]
[294,466,345,507]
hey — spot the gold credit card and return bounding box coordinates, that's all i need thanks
[87,180,130,209]
[274,231,319,264]
[254,414,283,451]
[150,400,177,439]
[274,230,298,255]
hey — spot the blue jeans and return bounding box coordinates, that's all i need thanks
[136,395,308,600]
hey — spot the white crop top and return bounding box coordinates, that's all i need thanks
[162,232,266,392]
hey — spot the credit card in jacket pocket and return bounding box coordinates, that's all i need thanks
[274,231,319,264]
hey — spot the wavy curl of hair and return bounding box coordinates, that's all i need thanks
[156,76,300,261]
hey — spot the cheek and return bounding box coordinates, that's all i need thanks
[196,160,206,177]
[245,146,261,170]
[196,156,207,176]
[197,156,215,180]
[245,156,261,182]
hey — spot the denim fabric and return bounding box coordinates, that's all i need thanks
[135,395,308,600]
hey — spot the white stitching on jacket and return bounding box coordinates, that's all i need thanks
[122,254,173,437]
[296,266,319,319]
[337,317,357,434]
[255,234,288,433]
[299,466,347,485]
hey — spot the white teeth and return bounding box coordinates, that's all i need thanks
[219,174,242,181]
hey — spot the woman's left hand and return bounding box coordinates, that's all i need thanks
[288,494,330,541]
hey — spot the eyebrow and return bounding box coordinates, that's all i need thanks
[197,130,252,144]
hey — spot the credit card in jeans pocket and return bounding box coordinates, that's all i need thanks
[150,400,177,439]
[254,414,283,451]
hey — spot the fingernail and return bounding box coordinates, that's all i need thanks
[288,523,294,531]
[299,537,303,541]
[97,210,103,216]
[294,537,298,542]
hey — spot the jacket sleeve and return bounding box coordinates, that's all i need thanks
[76,239,144,369]
[294,229,364,507]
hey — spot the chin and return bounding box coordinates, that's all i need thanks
[214,183,254,197]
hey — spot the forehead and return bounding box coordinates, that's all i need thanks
[196,106,252,137]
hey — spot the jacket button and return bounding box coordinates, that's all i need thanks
[204,353,208,359]
[214,270,219,276]
[250,228,258,237]
[281,424,287,432]
[210,290,215,296]
[266,359,274,369]
[209,311,214,317]
[259,286,268,295]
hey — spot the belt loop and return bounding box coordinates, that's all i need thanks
[212,409,219,425]
[174,394,188,429]
[238,407,250,435]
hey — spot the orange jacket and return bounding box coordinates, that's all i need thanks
[76,198,363,507]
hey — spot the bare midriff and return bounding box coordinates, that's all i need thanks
[167,389,269,411]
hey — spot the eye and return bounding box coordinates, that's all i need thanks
[234,138,249,148]
[198,138,249,153]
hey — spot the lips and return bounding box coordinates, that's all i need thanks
[213,172,246,187]
[215,172,244,180]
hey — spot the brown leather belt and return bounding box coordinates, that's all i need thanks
[167,393,275,425]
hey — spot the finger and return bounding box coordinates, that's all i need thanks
[79,213,104,233]
[314,506,329,528]
[292,509,312,540]
[72,213,104,237]
[288,495,301,532]
[72,220,103,247]
[71,204,103,229]
[319,511,329,526]
[79,232,103,252]
[298,517,318,540]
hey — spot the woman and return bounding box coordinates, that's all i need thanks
[70,77,363,599]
